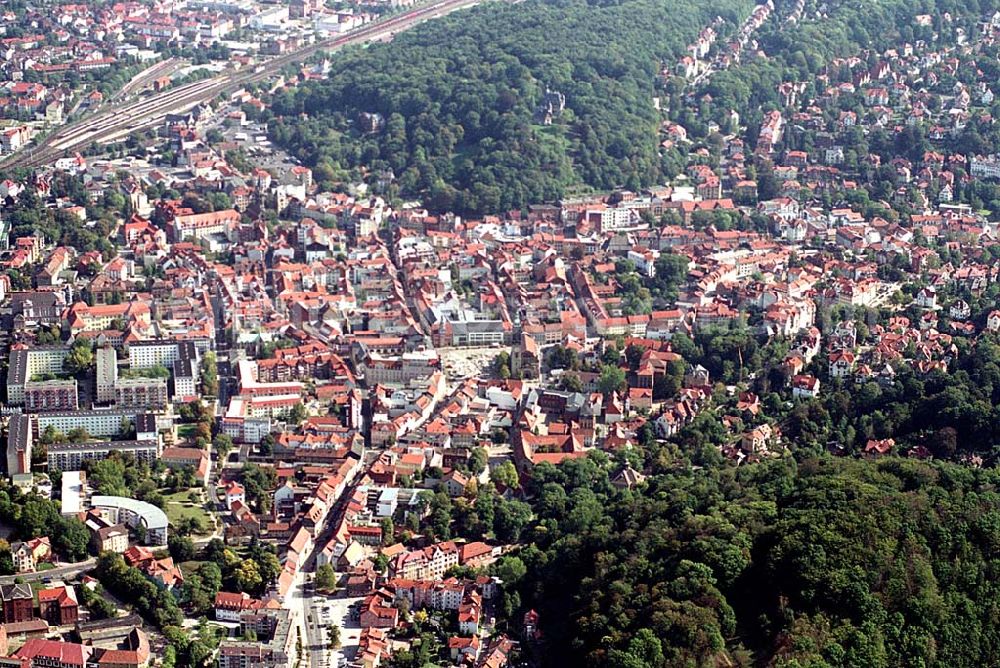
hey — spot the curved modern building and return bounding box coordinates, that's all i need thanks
[90,496,168,545]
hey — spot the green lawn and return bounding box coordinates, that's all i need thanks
[164,502,212,530]
[162,489,202,504]
[177,424,198,439]
[160,488,215,536]
[37,562,55,571]
[179,560,207,578]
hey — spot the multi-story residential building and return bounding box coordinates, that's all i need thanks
[85,512,130,554]
[391,542,460,581]
[172,356,198,400]
[95,347,118,404]
[13,639,91,668]
[357,349,442,386]
[0,583,34,623]
[217,608,295,668]
[35,411,141,439]
[169,209,240,242]
[128,340,201,370]
[37,585,79,626]
[114,378,168,410]
[6,414,33,481]
[219,398,272,444]
[90,496,168,545]
[64,301,151,333]
[224,481,245,509]
[23,380,78,411]
[6,347,69,405]
[971,155,1000,180]
[213,592,264,623]
[10,541,35,573]
[161,448,210,482]
[46,440,158,472]
[13,634,148,668]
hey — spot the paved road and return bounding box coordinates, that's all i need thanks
[0,558,96,585]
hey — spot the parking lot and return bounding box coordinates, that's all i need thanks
[311,594,365,668]
[219,120,302,177]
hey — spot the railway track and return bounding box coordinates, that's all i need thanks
[0,0,483,171]
[109,57,178,103]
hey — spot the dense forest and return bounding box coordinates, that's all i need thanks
[512,452,1000,667]
[265,0,752,213]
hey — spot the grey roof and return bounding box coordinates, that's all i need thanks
[136,413,157,434]
[178,340,198,362]
[9,291,61,314]
[0,583,32,601]
[48,440,157,456]
[90,495,168,532]
[7,349,28,386]
[35,409,136,420]
[172,357,196,378]
[6,414,31,476]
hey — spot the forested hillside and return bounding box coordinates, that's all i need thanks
[265,0,1000,214]
[266,0,752,213]
[515,453,1000,667]
[692,0,990,140]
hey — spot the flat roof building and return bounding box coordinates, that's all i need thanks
[48,440,158,473]
[24,379,78,411]
[95,347,118,405]
[6,414,32,484]
[35,410,140,439]
[61,471,85,516]
[90,496,168,546]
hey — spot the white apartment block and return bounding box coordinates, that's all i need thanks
[35,410,138,439]
[96,346,118,404]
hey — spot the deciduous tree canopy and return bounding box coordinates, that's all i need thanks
[267,0,751,213]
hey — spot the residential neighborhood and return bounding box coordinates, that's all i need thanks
[0,0,1000,667]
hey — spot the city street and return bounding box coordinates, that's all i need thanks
[0,558,96,585]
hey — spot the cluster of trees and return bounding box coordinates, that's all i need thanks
[178,557,222,615]
[77,581,118,619]
[607,260,652,316]
[0,483,90,561]
[781,335,1000,457]
[509,452,1000,667]
[82,453,161,499]
[94,552,184,628]
[209,538,281,597]
[413,485,533,545]
[689,0,963,140]
[256,336,299,360]
[120,365,170,380]
[178,399,214,449]
[2,173,122,258]
[201,351,219,397]
[165,537,281,614]
[266,0,751,214]
[647,253,690,302]
[651,318,1000,460]
[65,339,95,375]
[162,623,225,668]
[0,540,14,575]
[315,563,338,592]
[241,464,277,514]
